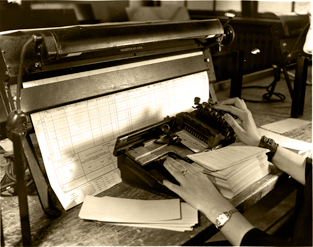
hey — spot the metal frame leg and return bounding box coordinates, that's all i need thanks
[291,56,309,118]
[23,137,61,218]
[12,132,31,246]
[230,49,244,98]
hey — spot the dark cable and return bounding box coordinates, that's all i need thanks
[16,35,36,114]
[241,84,286,103]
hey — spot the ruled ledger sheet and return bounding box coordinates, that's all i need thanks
[31,71,210,210]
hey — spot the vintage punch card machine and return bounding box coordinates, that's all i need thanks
[0,19,236,215]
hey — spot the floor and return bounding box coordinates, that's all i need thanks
[0,66,312,246]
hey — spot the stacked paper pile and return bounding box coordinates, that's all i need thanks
[79,196,198,232]
[188,145,270,199]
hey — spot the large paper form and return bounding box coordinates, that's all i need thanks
[31,71,210,210]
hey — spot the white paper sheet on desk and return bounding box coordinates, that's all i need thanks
[30,70,210,210]
[261,118,311,134]
[111,223,193,232]
[111,202,198,232]
[258,128,312,154]
[79,196,198,231]
[79,196,181,223]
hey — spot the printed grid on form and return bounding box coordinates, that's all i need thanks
[31,71,210,210]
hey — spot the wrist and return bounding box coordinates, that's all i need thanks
[214,208,239,229]
[251,135,262,146]
[201,200,235,223]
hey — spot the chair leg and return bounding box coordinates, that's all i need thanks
[230,49,244,98]
[264,65,281,100]
[282,66,294,98]
[291,56,309,118]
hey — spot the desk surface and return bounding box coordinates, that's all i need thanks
[1,125,311,246]
[1,124,312,246]
[0,157,286,246]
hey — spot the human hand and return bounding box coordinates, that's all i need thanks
[163,157,234,222]
[214,98,261,146]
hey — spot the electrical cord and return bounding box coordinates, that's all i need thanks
[16,35,36,113]
[241,85,286,103]
[241,68,287,103]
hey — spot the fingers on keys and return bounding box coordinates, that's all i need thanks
[214,98,247,120]
[224,113,244,136]
[219,97,247,109]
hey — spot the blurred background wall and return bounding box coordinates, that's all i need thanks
[1,0,310,25]
[0,0,311,81]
